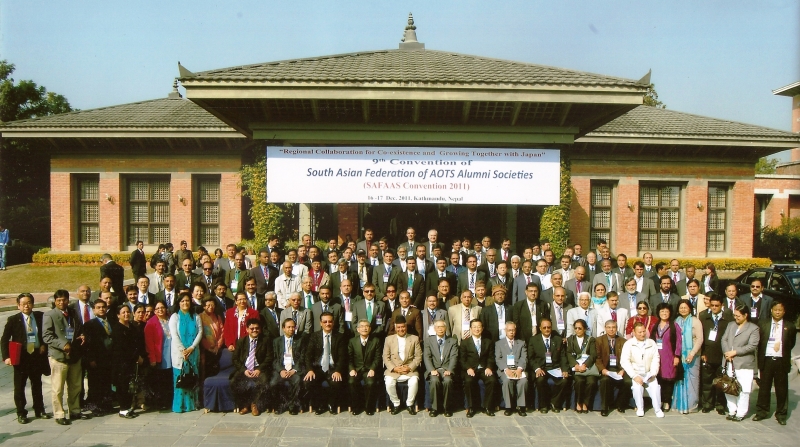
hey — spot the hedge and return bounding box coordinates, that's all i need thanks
[540,155,571,256]
[623,258,772,271]
[32,250,222,266]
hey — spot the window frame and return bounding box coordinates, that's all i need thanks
[707,184,729,253]
[589,182,614,250]
[638,183,682,252]
[125,175,171,247]
[77,175,100,248]
[195,175,221,248]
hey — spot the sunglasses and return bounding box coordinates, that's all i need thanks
[637,306,648,310]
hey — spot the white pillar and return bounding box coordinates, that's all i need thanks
[506,205,518,250]
[299,203,312,240]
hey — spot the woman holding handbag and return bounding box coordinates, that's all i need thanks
[169,291,203,413]
[673,299,703,413]
[567,319,598,413]
[720,304,760,421]
[111,305,145,418]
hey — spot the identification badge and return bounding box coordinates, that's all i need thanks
[507,354,515,367]
[376,314,383,326]
[557,322,565,332]
[345,311,353,322]
[462,321,470,331]
[27,335,37,345]
[383,273,389,283]
[65,327,74,341]
[230,280,238,293]
[545,351,552,364]
[751,307,758,318]
[656,340,663,350]
[609,354,617,367]
[708,329,718,341]
[360,279,366,287]
[428,325,436,335]
[283,352,293,367]
[578,354,589,365]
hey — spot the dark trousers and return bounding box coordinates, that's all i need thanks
[308,368,345,411]
[657,377,676,406]
[13,360,45,417]
[756,358,790,420]
[534,373,567,409]
[463,368,497,410]
[573,375,598,408]
[700,362,725,411]
[598,373,632,411]
[86,363,113,412]
[113,367,135,412]
[270,370,302,411]
[348,371,378,412]
[149,368,174,410]
[428,372,454,412]
[231,371,270,411]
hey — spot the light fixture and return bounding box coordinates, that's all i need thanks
[178,195,186,205]
[627,200,634,211]
[696,201,703,210]
[780,208,785,217]
[105,194,114,203]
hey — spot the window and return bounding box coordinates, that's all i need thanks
[639,184,680,251]
[196,177,220,246]
[128,177,170,245]
[707,185,728,252]
[79,176,100,245]
[590,183,612,249]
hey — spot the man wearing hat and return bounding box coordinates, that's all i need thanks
[479,285,513,341]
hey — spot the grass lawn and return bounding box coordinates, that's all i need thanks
[0,264,134,294]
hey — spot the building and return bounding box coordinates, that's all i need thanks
[2,16,798,258]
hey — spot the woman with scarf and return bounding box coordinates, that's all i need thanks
[111,305,145,418]
[673,299,703,413]
[144,301,173,410]
[169,291,203,413]
[223,291,260,351]
[199,297,225,390]
[589,283,610,335]
[652,302,682,412]
[566,318,598,413]
[625,300,657,339]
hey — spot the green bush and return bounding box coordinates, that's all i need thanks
[240,154,296,249]
[540,155,571,255]
[755,217,800,262]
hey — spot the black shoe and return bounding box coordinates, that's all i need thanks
[484,409,495,417]
[289,409,299,416]
[70,413,91,420]
[466,409,475,418]
[717,409,726,415]
[725,414,735,420]
[330,407,338,415]
[350,409,360,416]
[730,416,744,422]
[429,410,438,417]
[444,411,453,417]
[617,408,625,414]
[600,410,609,417]
[315,408,328,415]
[365,410,375,416]
[408,407,417,415]
[35,412,51,419]
[539,408,549,414]
[778,419,787,426]
[17,416,30,424]
[118,412,136,419]
[752,415,767,422]
[504,409,514,416]
[517,409,527,417]
[701,408,712,413]
[55,418,71,425]
[550,405,560,414]
[390,407,403,416]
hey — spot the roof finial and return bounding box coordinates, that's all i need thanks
[399,13,425,50]
[168,78,182,99]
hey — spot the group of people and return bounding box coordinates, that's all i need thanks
[0,228,796,426]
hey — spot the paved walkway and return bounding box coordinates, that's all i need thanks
[0,309,797,447]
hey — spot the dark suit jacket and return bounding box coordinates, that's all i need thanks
[387,307,422,337]
[459,336,496,372]
[349,263,374,296]
[311,301,345,334]
[701,311,733,365]
[330,271,359,298]
[528,333,568,372]
[155,289,181,311]
[397,270,426,308]
[649,293,681,316]
[457,270,487,296]
[302,330,348,375]
[130,249,147,278]
[566,335,597,370]
[176,271,202,291]
[594,334,625,372]
[478,303,513,341]
[82,318,114,366]
[347,335,382,373]
[272,334,303,373]
[250,265,279,295]
[488,275,514,300]
[231,334,273,378]
[511,299,551,342]
[426,270,457,298]
[736,294,774,324]
[757,318,797,370]
[539,288,576,308]
[585,264,599,283]
[100,261,125,297]
[1,311,50,374]
[224,269,252,298]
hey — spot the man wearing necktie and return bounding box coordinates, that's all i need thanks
[303,313,347,414]
[529,317,569,413]
[81,300,114,417]
[1,293,50,424]
[230,319,272,416]
[423,295,449,338]
[279,293,312,338]
[496,321,528,416]
[460,319,497,417]
[250,250,278,296]
[147,261,167,294]
[699,295,733,415]
[244,277,263,312]
[424,320,458,417]
[269,318,302,415]
[447,290,481,346]
[136,277,155,306]
[352,284,386,337]
[754,301,797,425]
[311,286,345,334]
[347,320,381,415]
[649,276,680,317]
[130,240,147,279]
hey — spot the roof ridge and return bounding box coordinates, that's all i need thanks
[2,97,179,125]
[616,106,797,136]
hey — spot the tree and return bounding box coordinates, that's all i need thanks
[755,157,779,174]
[643,83,666,109]
[0,60,73,246]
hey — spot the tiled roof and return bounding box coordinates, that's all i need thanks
[587,106,799,140]
[0,98,234,130]
[184,49,644,88]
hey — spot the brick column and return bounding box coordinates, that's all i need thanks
[684,182,708,257]
[170,173,193,247]
[731,180,755,257]
[569,177,591,248]
[51,173,73,251]
[219,172,242,247]
[337,204,359,243]
[99,173,121,251]
[614,180,639,256]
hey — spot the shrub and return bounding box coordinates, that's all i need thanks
[755,217,800,262]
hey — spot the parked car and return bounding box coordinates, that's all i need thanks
[732,264,800,327]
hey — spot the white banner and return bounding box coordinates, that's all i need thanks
[266,146,560,205]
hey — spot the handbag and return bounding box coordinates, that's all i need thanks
[712,360,741,396]
[574,338,600,377]
[175,362,198,390]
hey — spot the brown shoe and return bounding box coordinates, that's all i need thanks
[251,404,260,416]
[239,407,250,415]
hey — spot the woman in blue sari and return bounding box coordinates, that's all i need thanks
[673,299,703,413]
[168,291,203,413]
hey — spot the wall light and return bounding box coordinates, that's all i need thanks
[627,200,634,211]
[178,195,186,205]
[105,194,114,204]
[780,208,785,217]
[696,201,703,211]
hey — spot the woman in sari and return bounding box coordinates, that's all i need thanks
[673,299,703,413]
[169,291,202,413]
[625,300,657,339]
[199,297,225,388]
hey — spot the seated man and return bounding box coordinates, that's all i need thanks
[383,315,422,415]
[620,322,664,418]
[460,319,497,417]
[423,319,458,417]
[303,312,348,414]
[347,319,381,415]
[230,318,273,416]
[270,318,303,415]
[496,321,527,416]
[595,319,631,416]
[528,317,569,413]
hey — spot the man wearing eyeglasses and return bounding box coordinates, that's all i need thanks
[699,295,733,415]
[351,284,386,338]
[230,319,272,416]
[737,279,773,324]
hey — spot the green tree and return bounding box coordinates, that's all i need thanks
[755,157,779,174]
[643,83,666,109]
[0,60,73,246]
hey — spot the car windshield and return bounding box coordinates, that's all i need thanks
[784,271,800,294]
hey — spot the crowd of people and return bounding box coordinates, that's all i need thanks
[1,229,796,426]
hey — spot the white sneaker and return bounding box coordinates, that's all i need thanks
[636,409,644,417]
[654,410,665,418]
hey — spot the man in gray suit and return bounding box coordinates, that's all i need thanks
[592,259,624,295]
[372,250,402,301]
[667,259,687,296]
[496,321,527,416]
[311,286,345,334]
[564,266,590,300]
[513,260,537,305]
[631,262,657,302]
[279,293,313,337]
[423,320,458,417]
[422,295,449,338]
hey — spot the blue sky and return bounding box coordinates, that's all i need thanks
[2,0,798,158]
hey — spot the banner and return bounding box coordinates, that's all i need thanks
[266,146,560,205]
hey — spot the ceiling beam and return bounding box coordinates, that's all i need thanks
[558,104,572,126]
[462,101,471,124]
[510,103,523,126]
[412,100,421,124]
[362,100,370,124]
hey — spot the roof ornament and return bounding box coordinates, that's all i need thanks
[168,78,182,99]
[399,13,425,50]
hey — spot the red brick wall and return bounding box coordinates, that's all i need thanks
[50,172,73,251]
[731,180,754,257]
[684,182,707,257]
[170,175,193,247]
[337,204,359,244]
[615,180,640,256]
[99,173,121,250]
[219,172,242,248]
[569,177,590,249]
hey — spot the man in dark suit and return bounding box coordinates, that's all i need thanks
[460,319,497,417]
[612,254,634,283]
[42,289,87,425]
[134,277,158,307]
[303,312,348,414]
[424,319,458,417]
[511,283,551,342]
[399,258,426,309]
[81,300,114,416]
[230,318,273,416]
[204,281,232,320]
[458,254,487,297]
[130,241,147,279]
[250,250,278,296]
[388,291,423,337]
[667,259,687,296]
[412,244,435,281]
[311,285,345,334]
[564,266,590,302]
[99,254,125,298]
[584,252,599,283]
[479,285,513,341]
[540,272,576,307]
[372,250,401,301]
[753,301,797,425]
[649,276,681,317]
[595,319,631,416]
[1,293,51,424]
[737,278,774,324]
[225,254,252,299]
[426,258,457,298]
[513,260,536,305]
[260,292,283,340]
[270,317,303,414]
[347,319,382,415]
[528,317,569,413]
[197,261,222,294]
[175,258,201,292]
[699,294,733,414]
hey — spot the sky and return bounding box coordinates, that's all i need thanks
[1,0,798,159]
